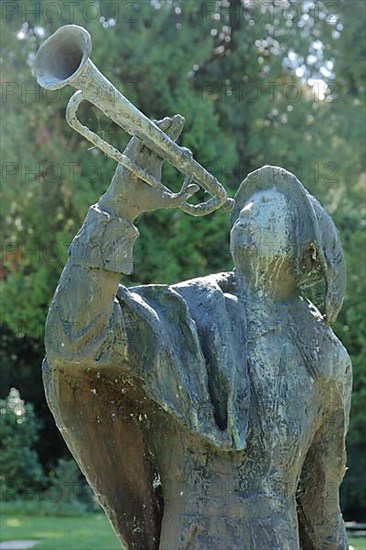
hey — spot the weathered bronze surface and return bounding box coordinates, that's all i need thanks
[37,26,352,550]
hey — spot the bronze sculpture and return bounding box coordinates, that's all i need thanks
[36,26,352,550]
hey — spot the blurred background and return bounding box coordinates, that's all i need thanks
[1,0,365,547]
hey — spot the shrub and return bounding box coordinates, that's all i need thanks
[0,387,44,499]
[45,458,99,514]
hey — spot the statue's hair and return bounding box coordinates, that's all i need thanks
[231,166,346,324]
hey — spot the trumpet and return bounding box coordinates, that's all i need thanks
[34,25,234,216]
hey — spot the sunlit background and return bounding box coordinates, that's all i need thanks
[1,1,365,548]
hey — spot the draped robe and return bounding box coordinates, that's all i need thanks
[43,269,351,549]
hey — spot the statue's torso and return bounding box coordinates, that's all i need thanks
[146,296,346,550]
[43,275,349,550]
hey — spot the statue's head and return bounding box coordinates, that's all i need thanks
[230,188,297,273]
[230,166,346,323]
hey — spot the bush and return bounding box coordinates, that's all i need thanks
[0,498,87,517]
[0,456,100,516]
[0,387,43,499]
[341,443,366,522]
[0,389,98,514]
[45,458,99,514]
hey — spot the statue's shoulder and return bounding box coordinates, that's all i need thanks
[117,272,237,319]
[118,271,236,300]
[172,271,236,294]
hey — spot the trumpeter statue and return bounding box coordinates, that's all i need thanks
[35,25,352,550]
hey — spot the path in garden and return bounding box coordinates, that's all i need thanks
[0,542,38,550]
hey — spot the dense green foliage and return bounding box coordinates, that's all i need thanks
[0,388,43,498]
[0,387,97,513]
[1,0,365,517]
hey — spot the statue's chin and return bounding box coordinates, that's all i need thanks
[121,261,133,275]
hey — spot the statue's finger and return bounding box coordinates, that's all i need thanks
[123,135,145,157]
[153,115,185,141]
[153,117,171,131]
[166,183,199,208]
[185,183,200,196]
[165,114,185,141]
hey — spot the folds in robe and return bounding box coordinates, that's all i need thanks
[43,272,250,549]
[117,272,250,451]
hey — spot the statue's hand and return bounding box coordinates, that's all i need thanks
[99,115,199,221]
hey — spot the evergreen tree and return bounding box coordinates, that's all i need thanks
[0,388,43,499]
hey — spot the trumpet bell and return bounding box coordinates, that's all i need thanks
[35,25,91,90]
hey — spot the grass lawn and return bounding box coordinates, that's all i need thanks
[1,513,365,549]
[0,513,121,550]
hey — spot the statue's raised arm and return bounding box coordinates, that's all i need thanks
[44,114,199,367]
[37,25,352,550]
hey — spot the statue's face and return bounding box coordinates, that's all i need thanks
[230,189,295,273]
